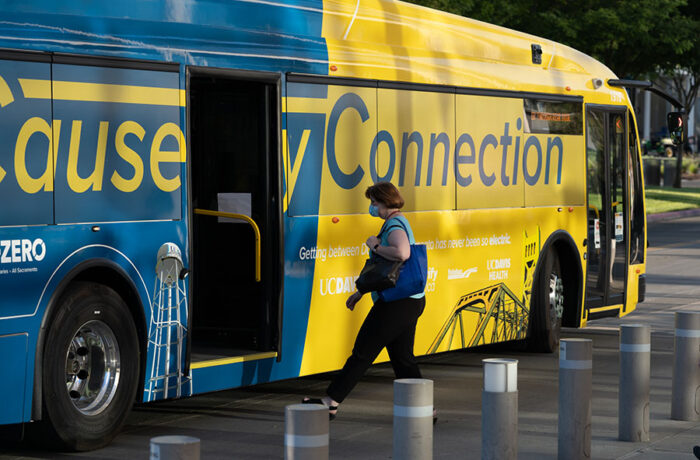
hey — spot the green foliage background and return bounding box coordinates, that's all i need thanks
[405,0,697,80]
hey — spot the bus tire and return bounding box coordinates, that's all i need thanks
[528,249,564,353]
[40,282,139,451]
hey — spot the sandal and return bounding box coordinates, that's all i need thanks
[302,397,338,420]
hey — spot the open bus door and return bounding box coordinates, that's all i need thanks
[187,69,283,365]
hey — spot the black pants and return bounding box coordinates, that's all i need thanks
[326,296,426,403]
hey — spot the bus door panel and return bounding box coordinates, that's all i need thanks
[585,107,627,311]
[608,112,627,303]
[585,109,607,304]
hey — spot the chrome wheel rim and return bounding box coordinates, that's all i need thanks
[65,320,121,416]
[549,273,564,320]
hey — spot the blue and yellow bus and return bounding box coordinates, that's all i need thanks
[0,0,647,449]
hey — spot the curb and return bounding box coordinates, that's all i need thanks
[564,326,676,338]
[647,207,700,223]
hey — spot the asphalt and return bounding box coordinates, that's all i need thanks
[2,214,700,459]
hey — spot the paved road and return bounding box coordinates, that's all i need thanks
[2,216,700,459]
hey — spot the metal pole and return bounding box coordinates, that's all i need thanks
[558,338,592,460]
[165,281,172,399]
[619,324,650,441]
[481,358,518,460]
[671,311,700,421]
[394,378,433,460]
[285,404,328,460]
[150,435,200,460]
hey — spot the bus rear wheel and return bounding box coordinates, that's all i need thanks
[41,282,139,451]
[528,249,564,353]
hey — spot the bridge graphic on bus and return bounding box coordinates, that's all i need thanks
[427,282,529,352]
[428,229,539,352]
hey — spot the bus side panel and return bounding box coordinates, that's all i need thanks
[283,81,588,377]
[0,221,186,422]
[0,333,28,424]
[0,57,190,422]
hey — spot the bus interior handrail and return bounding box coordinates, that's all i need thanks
[193,208,261,282]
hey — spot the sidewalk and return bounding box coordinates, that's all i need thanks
[2,328,696,460]
[647,207,700,222]
[646,177,700,222]
[577,211,700,458]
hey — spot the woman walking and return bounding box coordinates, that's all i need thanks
[303,182,427,420]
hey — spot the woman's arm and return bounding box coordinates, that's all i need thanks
[376,229,410,261]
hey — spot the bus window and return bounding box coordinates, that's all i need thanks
[377,88,455,211]
[286,82,377,216]
[523,99,586,207]
[0,59,54,226]
[52,64,183,223]
[523,99,583,135]
[455,95,524,210]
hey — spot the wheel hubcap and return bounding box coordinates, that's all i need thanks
[549,274,564,320]
[64,320,120,416]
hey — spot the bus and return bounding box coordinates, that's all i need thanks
[0,0,647,450]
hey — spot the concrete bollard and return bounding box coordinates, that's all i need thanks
[481,358,518,460]
[285,404,329,460]
[671,311,700,421]
[619,324,651,442]
[393,378,433,460]
[150,435,200,460]
[558,338,592,460]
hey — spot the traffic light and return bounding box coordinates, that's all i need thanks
[667,112,685,145]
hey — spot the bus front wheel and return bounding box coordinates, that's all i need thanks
[41,282,139,451]
[528,249,564,353]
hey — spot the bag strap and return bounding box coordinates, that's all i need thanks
[379,217,411,243]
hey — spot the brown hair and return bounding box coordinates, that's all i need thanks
[365,182,405,209]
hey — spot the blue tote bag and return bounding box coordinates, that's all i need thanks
[378,219,428,302]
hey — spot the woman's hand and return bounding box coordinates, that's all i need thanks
[366,236,380,251]
[346,291,363,311]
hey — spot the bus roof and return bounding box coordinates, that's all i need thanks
[0,0,623,101]
[322,0,620,98]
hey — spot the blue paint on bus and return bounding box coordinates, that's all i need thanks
[0,0,328,425]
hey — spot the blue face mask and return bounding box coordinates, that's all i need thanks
[369,204,380,217]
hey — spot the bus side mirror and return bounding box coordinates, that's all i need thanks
[667,112,685,145]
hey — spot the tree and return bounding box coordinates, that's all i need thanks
[654,1,699,186]
[407,0,692,79]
